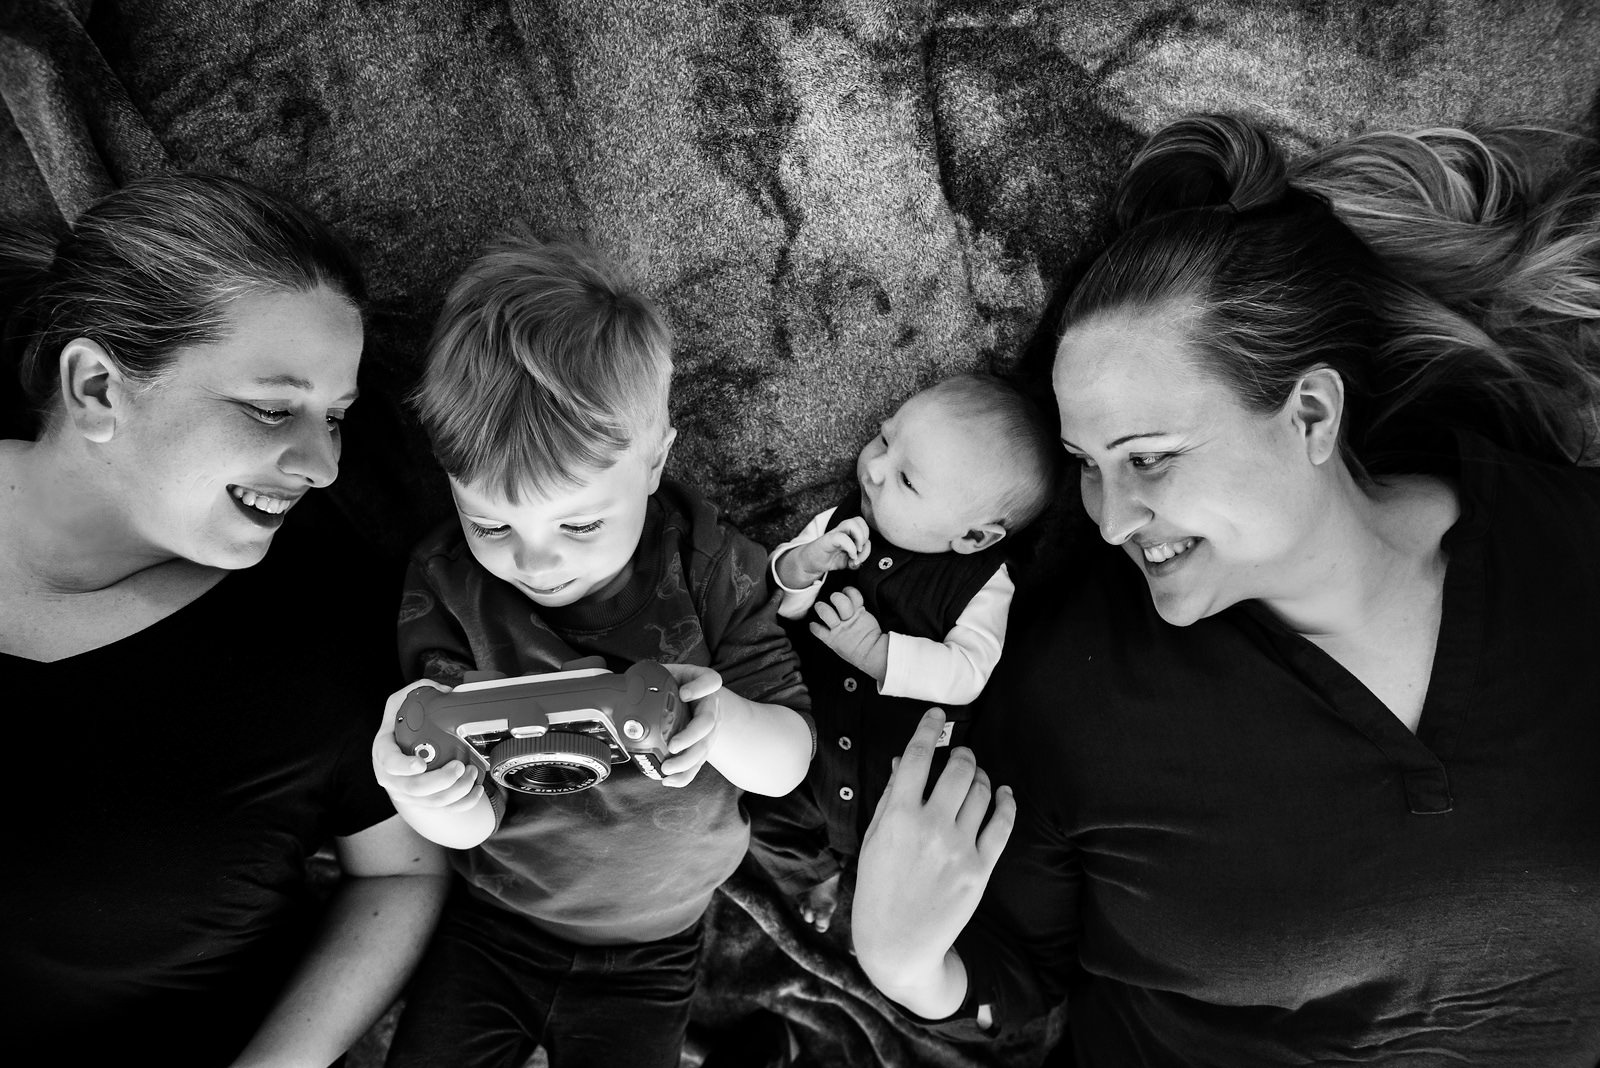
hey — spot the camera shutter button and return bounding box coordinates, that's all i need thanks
[623,719,646,740]
[415,743,437,765]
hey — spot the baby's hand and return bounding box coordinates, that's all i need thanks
[799,517,871,578]
[371,679,485,812]
[799,872,843,934]
[656,663,726,788]
[810,586,889,683]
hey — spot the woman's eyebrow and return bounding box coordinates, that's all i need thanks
[1061,431,1167,450]
[251,373,360,404]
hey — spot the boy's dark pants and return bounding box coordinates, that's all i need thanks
[385,882,700,1068]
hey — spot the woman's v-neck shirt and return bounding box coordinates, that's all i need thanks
[959,432,1600,1066]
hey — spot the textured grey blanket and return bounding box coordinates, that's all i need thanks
[4,2,1598,1064]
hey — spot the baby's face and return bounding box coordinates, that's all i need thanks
[450,431,672,609]
[855,390,1004,554]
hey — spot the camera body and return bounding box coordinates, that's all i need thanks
[394,661,684,816]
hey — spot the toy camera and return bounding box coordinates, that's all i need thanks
[394,661,683,817]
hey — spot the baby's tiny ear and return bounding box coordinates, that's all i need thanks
[951,523,1007,555]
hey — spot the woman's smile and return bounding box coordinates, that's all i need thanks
[1136,536,1200,574]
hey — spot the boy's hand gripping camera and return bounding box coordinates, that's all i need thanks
[394,661,683,821]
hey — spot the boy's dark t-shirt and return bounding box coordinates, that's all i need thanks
[2,503,401,1064]
[399,477,810,945]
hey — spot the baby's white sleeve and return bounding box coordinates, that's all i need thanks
[879,564,1014,704]
[771,507,838,620]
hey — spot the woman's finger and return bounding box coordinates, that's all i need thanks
[926,745,979,816]
[885,707,947,804]
[953,764,994,838]
[975,785,1017,870]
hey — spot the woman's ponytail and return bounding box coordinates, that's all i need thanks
[1112,113,1291,227]
[1296,126,1600,462]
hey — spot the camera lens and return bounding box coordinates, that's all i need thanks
[489,732,613,795]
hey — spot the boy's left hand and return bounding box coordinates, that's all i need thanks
[811,586,889,684]
[657,663,726,787]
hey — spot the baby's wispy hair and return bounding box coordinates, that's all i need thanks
[925,372,1060,531]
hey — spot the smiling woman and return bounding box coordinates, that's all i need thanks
[0,175,449,1067]
[851,114,1600,1067]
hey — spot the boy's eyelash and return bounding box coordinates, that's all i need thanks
[467,520,603,538]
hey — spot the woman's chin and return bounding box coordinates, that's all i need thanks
[194,530,278,570]
[1146,582,1213,628]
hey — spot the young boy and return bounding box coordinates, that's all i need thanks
[754,373,1058,933]
[370,231,814,1068]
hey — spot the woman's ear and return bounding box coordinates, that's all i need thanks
[1288,366,1345,465]
[644,425,678,493]
[59,338,124,444]
[951,522,1007,555]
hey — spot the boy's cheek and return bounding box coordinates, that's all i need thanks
[460,535,508,577]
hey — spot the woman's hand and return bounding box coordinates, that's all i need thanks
[852,706,1016,1019]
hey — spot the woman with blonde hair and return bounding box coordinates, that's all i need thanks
[852,114,1600,1065]
[0,174,448,1066]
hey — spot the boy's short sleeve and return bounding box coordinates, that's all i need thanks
[397,550,479,685]
[692,514,812,718]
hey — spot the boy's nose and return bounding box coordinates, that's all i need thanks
[514,541,561,574]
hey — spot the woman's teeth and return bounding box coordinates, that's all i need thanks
[230,486,293,515]
[1142,538,1196,564]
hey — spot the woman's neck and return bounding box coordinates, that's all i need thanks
[0,439,181,595]
[1257,470,1457,641]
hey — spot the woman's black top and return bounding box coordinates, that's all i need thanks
[1,502,401,1065]
[955,432,1600,1066]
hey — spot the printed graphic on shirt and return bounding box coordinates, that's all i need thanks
[728,548,757,606]
[399,588,434,625]
[646,616,705,662]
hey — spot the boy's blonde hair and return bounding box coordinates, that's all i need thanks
[413,230,673,501]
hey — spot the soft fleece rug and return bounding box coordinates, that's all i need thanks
[4,2,1598,1065]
